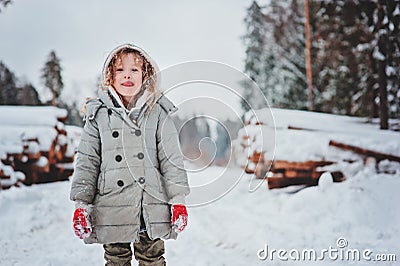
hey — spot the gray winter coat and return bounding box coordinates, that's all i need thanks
[70,44,189,244]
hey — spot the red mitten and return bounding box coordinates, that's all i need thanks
[73,207,92,239]
[171,204,188,233]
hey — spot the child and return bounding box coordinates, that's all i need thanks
[70,43,190,266]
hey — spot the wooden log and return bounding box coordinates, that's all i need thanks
[268,177,318,189]
[244,166,255,174]
[312,171,346,182]
[288,125,316,131]
[285,169,312,178]
[272,160,334,171]
[250,152,264,163]
[331,171,346,182]
[47,139,58,165]
[55,163,74,181]
[59,155,74,163]
[329,140,400,162]
[267,171,345,189]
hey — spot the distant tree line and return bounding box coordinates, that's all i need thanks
[0,62,41,105]
[243,0,399,129]
[0,0,12,13]
[0,51,83,126]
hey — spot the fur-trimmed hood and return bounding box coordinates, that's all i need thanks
[100,43,162,119]
[101,43,160,91]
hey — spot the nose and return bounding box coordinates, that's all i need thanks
[124,71,131,79]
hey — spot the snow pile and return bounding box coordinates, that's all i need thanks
[0,106,78,188]
[0,106,68,154]
[0,106,67,126]
[233,108,400,163]
[0,162,25,189]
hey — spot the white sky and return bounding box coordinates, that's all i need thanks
[0,0,264,119]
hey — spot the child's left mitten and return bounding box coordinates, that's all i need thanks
[171,204,188,233]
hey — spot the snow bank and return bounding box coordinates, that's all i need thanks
[0,165,398,265]
[0,106,80,188]
[0,106,67,126]
[234,108,400,163]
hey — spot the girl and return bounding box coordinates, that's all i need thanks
[70,43,190,266]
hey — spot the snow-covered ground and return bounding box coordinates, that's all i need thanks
[0,108,399,265]
[0,166,399,265]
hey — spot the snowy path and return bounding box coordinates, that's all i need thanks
[1,165,399,265]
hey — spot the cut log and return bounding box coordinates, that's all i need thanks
[329,140,400,163]
[244,166,255,174]
[268,177,318,189]
[250,152,264,163]
[272,160,334,171]
[288,125,316,131]
[285,169,312,178]
[312,171,346,182]
[267,171,345,189]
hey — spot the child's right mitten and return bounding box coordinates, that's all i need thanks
[73,202,92,239]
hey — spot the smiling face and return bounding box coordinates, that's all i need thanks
[112,53,143,98]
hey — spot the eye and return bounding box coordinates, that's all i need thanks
[116,68,123,72]
[132,68,139,72]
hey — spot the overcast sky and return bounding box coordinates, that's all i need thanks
[0,0,264,118]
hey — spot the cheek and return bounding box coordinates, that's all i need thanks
[113,72,121,83]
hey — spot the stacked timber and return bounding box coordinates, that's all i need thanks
[234,108,400,190]
[259,160,345,189]
[0,106,79,189]
[234,110,346,189]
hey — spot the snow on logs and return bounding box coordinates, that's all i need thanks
[0,106,80,189]
[233,109,347,190]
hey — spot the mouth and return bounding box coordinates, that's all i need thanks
[121,81,134,87]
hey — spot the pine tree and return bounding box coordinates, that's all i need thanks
[16,83,42,106]
[314,0,399,126]
[276,0,308,109]
[242,1,268,111]
[41,50,64,106]
[0,61,18,105]
[373,0,400,127]
[0,0,12,13]
[313,1,357,114]
[260,0,308,109]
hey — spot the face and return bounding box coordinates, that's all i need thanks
[112,53,143,97]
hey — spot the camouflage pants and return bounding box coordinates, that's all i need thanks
[103,231,166,266]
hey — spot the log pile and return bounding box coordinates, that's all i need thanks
[235,109,400,190]
[245,150,345,189]
[0,106,79,190]
[329,140,400,163]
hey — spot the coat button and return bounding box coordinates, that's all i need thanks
[108,109,112,115]
[112,131,119,138]
[117,180,124,187]
[138,177,145,184]
[137,152,144,159]
[115,155,122,162]
[135,129,141,136]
